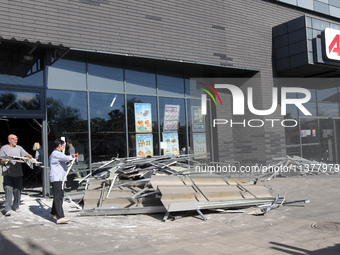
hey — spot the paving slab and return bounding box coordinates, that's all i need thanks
[0,174,340,254]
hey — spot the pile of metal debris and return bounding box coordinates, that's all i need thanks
[263,155,339,181]
[65,155,309,221]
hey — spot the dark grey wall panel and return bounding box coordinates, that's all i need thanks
[0,0,306,76]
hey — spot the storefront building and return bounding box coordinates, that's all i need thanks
[1,0,340,194]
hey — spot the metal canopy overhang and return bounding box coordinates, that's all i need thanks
[276,64,340,78]
[0,38,69,77]
[68,48,259,78]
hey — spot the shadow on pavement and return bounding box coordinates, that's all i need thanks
[270,242,340,255]
[28,198,54,223]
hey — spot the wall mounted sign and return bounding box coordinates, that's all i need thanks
[162,132,179,156]
[191,106,205,132]
[136,134,153,157]
[135,103,152,133]
[163,104,180,132]
[193,133,207,159]
[324,28,340,61]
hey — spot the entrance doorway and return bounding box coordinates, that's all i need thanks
[0,118,43,187]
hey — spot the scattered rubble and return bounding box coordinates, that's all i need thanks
[63,155,314,221]
[263,155,339,181]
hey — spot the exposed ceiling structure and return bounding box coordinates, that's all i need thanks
[0,38,69,77]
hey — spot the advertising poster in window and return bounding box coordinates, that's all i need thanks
[135,103,152,133]
[191,106,205,132]
[163,104,180,132]
[162,132,179,156]
[136,134,153,157]
[193,133,207,159]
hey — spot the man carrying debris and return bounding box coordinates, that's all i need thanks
[0,134,33,216]
[49,138,75,224]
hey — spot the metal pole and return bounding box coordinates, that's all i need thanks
[42,117,50,197]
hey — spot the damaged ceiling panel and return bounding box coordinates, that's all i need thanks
[74,155,302,221]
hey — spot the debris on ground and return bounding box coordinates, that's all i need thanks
[263,155,339,181]
[63,155,310,221]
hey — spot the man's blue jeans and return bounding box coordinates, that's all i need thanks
[3,175,23,212]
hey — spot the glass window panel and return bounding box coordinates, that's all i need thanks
[90,92,126,161]
[125,67,156,95]
[47,90,89,166]
[0,91,40,110]
[277,78,316,101]
[159,97,187,153]
[285,104,299,145]
[316,87,338,102]
[0,72,43,87]
[47,59,86,90]
[319,119,335,163]
[317,102,339,117]
[286,146,301,157]
[88,62,124,93]
[127,95,158,157]
[302,144,320,162]
[314,1,330,15]
[297,87,316,101]
[157,72,185,97]
[188,99,211,161]
[285,126,300,145]
[90,93,125,132]
[185,78,190,97]
[47,90,88,133]
[301,101,317,116]
[285,104,298,119]
[91,134,126,162]
[188,79,215,99]
[297,0,314,10]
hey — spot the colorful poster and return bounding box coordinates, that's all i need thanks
[162,133,179,156]
[301,130,311,138]
[191,106,205,132]
[193,133,207,158]
[136,134,153,157]
[135,103,152,133]
[322,129,327,138]
[163,105,180,132]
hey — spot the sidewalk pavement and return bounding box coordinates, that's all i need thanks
[0,174,340,255]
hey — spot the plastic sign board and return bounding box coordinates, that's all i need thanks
[135,103,152,133]
[163,105,180,132]
[193,133,207,159]
[136,134,153,157]
[162,133,179,156]
[324,28,340,61]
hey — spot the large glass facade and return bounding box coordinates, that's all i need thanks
[46,59,86,90]
[46,90,88,165]
[284,79,340,163]
[45,57,211,169]
[90,92,126,161]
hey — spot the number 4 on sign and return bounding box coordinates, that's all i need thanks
[329,34,340,56]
